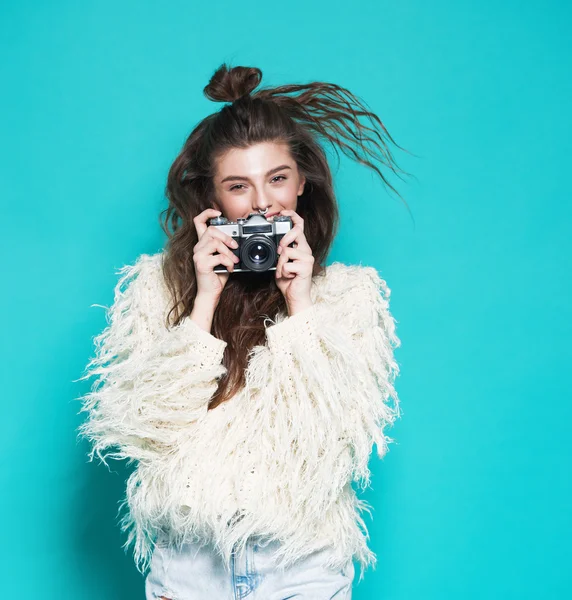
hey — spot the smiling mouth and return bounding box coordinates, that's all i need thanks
[240,211,279,220]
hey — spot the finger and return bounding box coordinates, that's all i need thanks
[198,252,236,274]
[276,248,313,278]
[276,209,305,246]
[197,236,238,262]
[278,209,304,232]
[278,230,310,254]
[277,247,313,262]
[196,238,239,267]
[193,209,223,240]
[276,246,292,278]
[281,260,313,278]
[205,225,239,251]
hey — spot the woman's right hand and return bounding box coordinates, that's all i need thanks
[192,208,240,299]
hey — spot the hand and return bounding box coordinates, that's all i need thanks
[274,209,315,312]
[192,208,240,299]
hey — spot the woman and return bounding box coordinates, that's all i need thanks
[76,63,411,599]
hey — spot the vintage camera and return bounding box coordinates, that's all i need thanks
[208,212,295,273]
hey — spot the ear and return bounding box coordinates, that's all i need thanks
[297,175,306,196]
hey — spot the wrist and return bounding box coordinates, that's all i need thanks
[286,297,313,317]
[190,293,220,333]
[194,292,221,310]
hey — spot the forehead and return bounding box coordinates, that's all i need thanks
[215,141,293,175]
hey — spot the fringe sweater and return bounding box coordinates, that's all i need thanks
[75,251,401,580]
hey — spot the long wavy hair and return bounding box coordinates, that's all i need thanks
[159,63,415,410]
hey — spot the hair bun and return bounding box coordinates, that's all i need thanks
[203,64,262,103]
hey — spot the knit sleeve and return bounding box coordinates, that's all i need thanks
[259,265,401,487]
[74,253,228,466]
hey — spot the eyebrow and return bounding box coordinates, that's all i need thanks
[220,164,292,184]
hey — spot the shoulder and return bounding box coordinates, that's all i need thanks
[110,251,167,311]
[318,261,391,303]
[316,261,397,335]
[110,251,163,289]
[116,251,164,282]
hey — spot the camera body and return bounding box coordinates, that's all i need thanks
[208,212,295,273]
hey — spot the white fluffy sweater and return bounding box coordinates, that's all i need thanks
[75,252,401,579]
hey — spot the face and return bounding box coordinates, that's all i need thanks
[212,141,306,222]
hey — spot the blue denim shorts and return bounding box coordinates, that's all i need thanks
[145,532,354,599]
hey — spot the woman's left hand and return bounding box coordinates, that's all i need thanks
[274,209,314,312]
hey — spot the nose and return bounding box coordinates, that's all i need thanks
[252,189,271,214]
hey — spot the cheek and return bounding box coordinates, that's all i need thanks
[273,181,299,205]
[219,195,252,218]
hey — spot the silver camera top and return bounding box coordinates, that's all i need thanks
[208,212,291,227]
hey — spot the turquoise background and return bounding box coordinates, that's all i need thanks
[1,0,570,598]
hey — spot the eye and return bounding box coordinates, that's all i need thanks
[229,176,286,192]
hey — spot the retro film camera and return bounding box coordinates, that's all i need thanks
[208,212,295,273]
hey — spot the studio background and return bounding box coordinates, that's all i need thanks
[1,0,570,598]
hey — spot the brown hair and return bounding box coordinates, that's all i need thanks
[159,63,415,409]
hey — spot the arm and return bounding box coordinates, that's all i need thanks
[253,265,401,487]
[74,253,228,466]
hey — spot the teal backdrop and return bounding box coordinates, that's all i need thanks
[1,0,570,598]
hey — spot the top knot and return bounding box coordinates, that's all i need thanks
[203,64,263,103]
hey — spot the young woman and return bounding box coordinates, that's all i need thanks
[76,63,412,599]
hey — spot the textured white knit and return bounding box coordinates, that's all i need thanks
[75,251,401,581]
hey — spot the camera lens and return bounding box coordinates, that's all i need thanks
[241,235,276,272]
[248,243,269,263]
